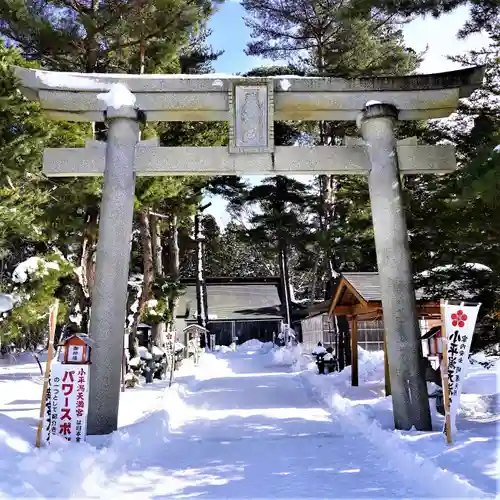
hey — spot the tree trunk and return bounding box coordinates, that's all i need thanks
[77,8,102,334]
[275,176,292,327]
[167,214,180,331]
[282,244,292,324]
[79,207,98,333]
[336,315,351,370]
[309,255,320,304]
[201,237,209,329]
[150,214,165,347]
[138,211,154,322]
[169,216,180,302]
[278,243,292,327]
[325,175,338,277]
[194,211,207,347]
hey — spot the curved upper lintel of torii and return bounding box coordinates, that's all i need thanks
[14,65,486,123]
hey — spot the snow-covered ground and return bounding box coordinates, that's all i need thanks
[0,340,498,498]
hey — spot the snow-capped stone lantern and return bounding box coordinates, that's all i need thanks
[61,334,94,364]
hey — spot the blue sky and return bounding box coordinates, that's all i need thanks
[204,4,491,227]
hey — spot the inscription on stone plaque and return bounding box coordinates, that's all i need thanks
[235,86,266,147]
[229,83,273,154]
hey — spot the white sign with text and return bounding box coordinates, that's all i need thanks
[442,303,481,433]
[44,363,90,443]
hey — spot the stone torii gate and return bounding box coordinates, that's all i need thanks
[16,66,484,435]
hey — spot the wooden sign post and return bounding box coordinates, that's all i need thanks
[439,299,453,445]
[35,300,59,448]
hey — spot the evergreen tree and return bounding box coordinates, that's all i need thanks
[241,0,422,301]
[203,221,277,278]
[239,176,311,317]
[377,0,499,36]
[0,0,222,73]
[0,43,87,342]
[407,31,499,349]
[0,1,225,335]
[242,0,421,75]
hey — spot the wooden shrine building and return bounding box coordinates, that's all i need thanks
[328,272,442,395]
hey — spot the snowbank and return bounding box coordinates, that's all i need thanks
[0,341,497,497]
[299,346,499,496]
[214,345,234,353]
[257,343,315,372]
[0,351,206,498]
[238,339,265,350]
[266,344,302,367]
[193,351,234,381]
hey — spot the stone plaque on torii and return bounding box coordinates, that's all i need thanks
[16,66,485,435]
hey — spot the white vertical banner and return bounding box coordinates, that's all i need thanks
[442,302,481,433]
[49,363,90,443]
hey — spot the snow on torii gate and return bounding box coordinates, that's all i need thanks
[15,66,485,436]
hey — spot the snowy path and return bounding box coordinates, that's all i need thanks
[103,348,442,498]
[1,347,493,499]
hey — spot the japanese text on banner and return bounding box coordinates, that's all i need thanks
[443,303,480,433]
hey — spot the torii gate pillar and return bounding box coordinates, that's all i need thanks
[87,105,140,435]
[359,103,431,430]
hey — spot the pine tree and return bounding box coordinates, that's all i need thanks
[0,0,222,73]
[0,42,87,270]
[0,1,225,335]
[0,43,87,342]
[242,0,422,301]
[407,30,499,349]
[202,221,277,278]
[376,0,499,36]
[238,176,311,320]
[242,0,421,76]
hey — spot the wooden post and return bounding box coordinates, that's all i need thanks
[351,315,358,386]
[383,331,391,396]
[35,300,59,448]
[440,299,453,445]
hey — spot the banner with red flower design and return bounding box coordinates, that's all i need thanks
[442,302,481,433]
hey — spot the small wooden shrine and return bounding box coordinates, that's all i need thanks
[328,273,441,395]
